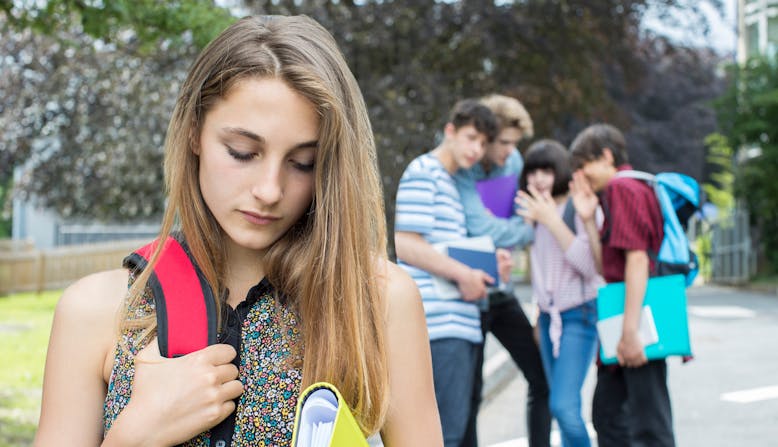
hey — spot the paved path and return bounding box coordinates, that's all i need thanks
[478,284,778,446]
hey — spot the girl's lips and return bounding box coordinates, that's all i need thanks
[240,210,280,225]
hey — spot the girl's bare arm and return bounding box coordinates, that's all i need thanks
[35,269,128,446]
[379,261,443,446]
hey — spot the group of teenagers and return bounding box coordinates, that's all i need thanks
[394,95,676,447]
[33,14,674,447]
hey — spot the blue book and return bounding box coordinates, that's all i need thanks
[431,236,497,300]
[447,246,499,280]
[596,274,692,364]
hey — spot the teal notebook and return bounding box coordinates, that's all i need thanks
[596,274,692,364]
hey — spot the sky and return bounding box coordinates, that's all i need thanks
[643,0,737,55]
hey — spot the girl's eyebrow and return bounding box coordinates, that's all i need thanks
[223,127,264,143]
[222,126,318,150]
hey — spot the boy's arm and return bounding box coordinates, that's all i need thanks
[394,231,491,301]
[456,168,534,249]
[617,249,650,368]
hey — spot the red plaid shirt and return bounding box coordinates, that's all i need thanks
[600,165,664,283]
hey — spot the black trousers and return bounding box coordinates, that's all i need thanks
[461,291,551,447]
[592,359,676,447]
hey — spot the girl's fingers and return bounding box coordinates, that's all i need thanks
[196,344,238,366]
[516,194,533,210]
[220,379,245,401]
[214,363,239,383]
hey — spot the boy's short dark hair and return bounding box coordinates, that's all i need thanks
[448,99,499,142]
[569,123,628,169]
[519,139,572,197]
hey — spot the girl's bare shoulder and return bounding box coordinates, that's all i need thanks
[54,269,130,370]
[375,258,422,318]
[57,269,130,319]
[36,269,131,444]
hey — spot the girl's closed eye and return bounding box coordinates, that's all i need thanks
[227,146,256,162]
[291,159,315,172]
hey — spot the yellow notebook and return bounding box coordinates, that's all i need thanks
[291,382,369,447]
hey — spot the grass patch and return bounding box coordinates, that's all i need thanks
[751,274,778,286]
[0,290,60,447]
[749,274,778,294]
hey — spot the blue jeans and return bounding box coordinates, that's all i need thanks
[430,338,480,447]
[538,300,599,447]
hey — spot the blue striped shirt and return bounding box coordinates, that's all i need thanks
[394,153,483,344]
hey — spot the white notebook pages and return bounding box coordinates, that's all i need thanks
[296,388,338,447]
[596,305,660,359]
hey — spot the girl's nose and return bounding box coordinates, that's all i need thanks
[250,163,283,205]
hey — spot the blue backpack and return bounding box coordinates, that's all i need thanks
[616,170,701,286]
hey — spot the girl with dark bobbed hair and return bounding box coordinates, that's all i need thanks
[517,139,604,447]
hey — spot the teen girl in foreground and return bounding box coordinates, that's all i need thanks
[516,140,604,447]
[34,15,442,446]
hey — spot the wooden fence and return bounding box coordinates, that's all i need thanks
[0,239,151,296]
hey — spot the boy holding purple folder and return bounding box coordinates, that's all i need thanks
[453,94,551,447]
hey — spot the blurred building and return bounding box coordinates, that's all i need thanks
[12,166,158,250]
[12,202,158,249]
[738,0,778,61]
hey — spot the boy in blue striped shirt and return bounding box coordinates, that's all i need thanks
[394,99,502,447]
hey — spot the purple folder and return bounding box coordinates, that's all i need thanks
[476,174,518,218]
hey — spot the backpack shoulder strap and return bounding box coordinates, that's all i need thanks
[562,197,577,233]
[123,236,217,358]
[615,169,656,184]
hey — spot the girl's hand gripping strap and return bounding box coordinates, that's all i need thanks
[123,236,218,358]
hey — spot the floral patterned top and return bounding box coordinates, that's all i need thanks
[103,276,303,446]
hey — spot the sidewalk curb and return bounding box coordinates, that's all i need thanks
[700,281,778,296]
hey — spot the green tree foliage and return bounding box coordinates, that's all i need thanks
[695,132,734,280]
[715,55,778,270]
[0,0,233,50]
[0,0,232,221]
[702,133,735,213]
[244,0,725,230]
[616,40,725,178]
[0,178,11,237]
[0,24,195,220]
[0,0,725,232]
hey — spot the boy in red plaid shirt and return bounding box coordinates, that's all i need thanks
[568,124,675,447]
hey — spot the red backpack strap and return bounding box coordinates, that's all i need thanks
[123,236,217,358]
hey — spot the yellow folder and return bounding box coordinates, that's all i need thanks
[291,382,369,447]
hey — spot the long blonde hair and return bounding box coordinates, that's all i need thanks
[122,15,389,434]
